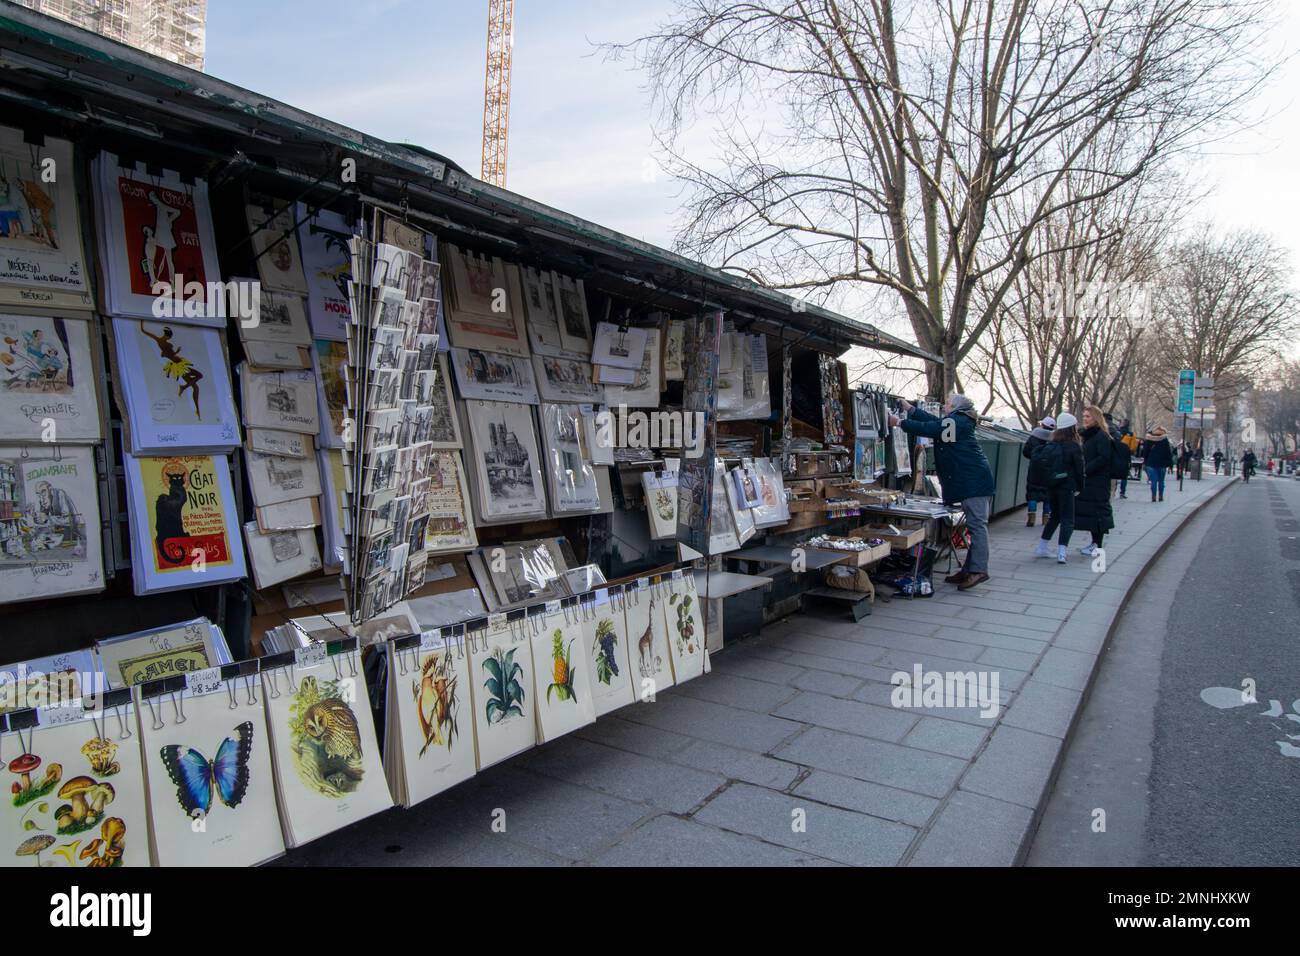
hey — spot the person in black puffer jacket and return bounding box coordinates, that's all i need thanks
[1140,425,1173,501]
[1022,417,1055,527]
[1075,405,1114,556]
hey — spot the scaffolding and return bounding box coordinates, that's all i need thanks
[12,0,206,70]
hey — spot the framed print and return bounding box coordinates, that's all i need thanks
[244,522,322,590]
[241,287,311,348]
[91,152,223,324]
[467,618,537,770]
[530,605,596,743]
[552,273,592,355]
[139,677,286,867]
[591,322,648,370]
[296,204,353,341]
[581,589,635,718]
[443,246,530,358]
[0,703,149,868]
[261,652,392,848]
[463,400,546,521]
[246,201,309,295]
[123,453,247,594]
[0,127,92,311]
[642,471,678,540]
[602,328,661,408]
[239,366,319,435]
[623,580,674,694]
[532,353,603,404]
[111,318,240,454]
[0,445,104,603]
[0,314,101,442]
[448,346,539,404]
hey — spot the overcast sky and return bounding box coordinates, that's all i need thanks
[208,0,1300,373]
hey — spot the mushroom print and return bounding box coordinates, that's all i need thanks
[80,738,120,776]
[15,834,54,867]
[77,819,125,868]
[9,754,60,807]
[54,777,114,835]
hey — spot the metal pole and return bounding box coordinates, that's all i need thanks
[1198,406,1206,480]
[1179,420,1186,492]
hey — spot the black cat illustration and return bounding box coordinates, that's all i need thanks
[154,470,189,565]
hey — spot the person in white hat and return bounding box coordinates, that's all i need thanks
[1032,414,1085,563]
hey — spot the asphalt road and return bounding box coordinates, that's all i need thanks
[1028,474,1300,866]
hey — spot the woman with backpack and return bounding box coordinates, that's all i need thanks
[1076,405,1115,556]
[1032,414,1086,563]
[1141,425,1173,502]
[1022,416,1055,527]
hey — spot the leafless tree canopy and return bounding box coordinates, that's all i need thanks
[613,0,1278,395]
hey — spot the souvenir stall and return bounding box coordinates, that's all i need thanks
[0,6,947,867]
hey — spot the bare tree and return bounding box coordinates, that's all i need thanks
[613,0,1279,395]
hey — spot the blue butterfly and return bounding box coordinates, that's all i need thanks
[159,721,253,819]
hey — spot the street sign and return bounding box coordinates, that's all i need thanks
[1173,413,1215,428]
[1177,369,1196,414]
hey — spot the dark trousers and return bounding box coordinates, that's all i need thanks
[1040,483,1076,547]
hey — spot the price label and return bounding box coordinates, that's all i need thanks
[295,643,328,668]
[185,667,224,697]
[419,631,442,652]
[488,612,508,632]
[671,568,684,581]
[544,600,561,615]
[37,700,85,728]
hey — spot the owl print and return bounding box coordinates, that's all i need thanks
[290,675,367,798]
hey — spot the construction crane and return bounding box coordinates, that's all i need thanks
[481,0,514,187]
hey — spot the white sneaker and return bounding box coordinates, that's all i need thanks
[1033,540,1051,558]
[1057,546,1067,564]
[1079,544,1098,556]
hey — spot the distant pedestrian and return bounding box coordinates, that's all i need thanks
[1118,419,1138,498]
[1076,405,1115,556]
[1032,413,1085,564]
[1212,449,1223,474]
[1176,443,1193,482]
[1022,416,1056,527]
[1141,425,1173,502]
[891,394,996,591]
[1241,448,1258,482]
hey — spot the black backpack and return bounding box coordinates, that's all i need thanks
[1109,434,1132,479]
[1029,440,1067,488]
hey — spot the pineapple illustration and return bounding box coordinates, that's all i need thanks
[546,630,577,703]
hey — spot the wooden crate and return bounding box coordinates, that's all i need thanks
[855,524,925,550]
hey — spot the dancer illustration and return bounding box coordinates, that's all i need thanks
[141,325,203,418]
[143,190,181,286]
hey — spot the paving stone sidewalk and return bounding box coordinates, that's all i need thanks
[280,474,1235,868]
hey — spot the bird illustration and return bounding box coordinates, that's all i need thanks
[302,698,363,762]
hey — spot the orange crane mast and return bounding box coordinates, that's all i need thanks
[481,0,514,187]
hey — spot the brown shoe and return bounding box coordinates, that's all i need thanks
[957,572,990,591]
[1026,512,1036,527]
[945,571,970,585]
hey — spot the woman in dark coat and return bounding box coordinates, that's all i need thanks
[1141,425,1173,501]
[1022,417,1055,527]
[1075,405,1114,556]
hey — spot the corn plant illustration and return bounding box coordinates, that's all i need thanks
[546,631,578,703]
[593,618,619,685]
[482,647,526,724]
[669,592,697,655]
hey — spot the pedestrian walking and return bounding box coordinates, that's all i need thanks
[1175,442,1193,482]
[1022,416,1056,527]
[1118,419,1138,498]
[890,394,996,591]
[1212,449,1223,474]
[1032,413,1085,563]
[1076,405,1115,556]
[1241,448,1258,482]
[1141,425,1173,502]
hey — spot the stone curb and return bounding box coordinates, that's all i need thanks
[1008,477,1238,865]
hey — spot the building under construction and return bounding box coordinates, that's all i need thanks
[12,0,205,69]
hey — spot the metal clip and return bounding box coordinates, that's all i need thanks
[245,674,259,707]
[169,690,186,725]
[114,704,133,740]
[227,679,239,711]
[144,695,163,731]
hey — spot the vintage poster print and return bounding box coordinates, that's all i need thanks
[125,453,246,590]
[140,686,285,867]
[426,353,461,448]
[0,128,91,310]
[240,367,319,435]
[449,346,539,404]
[0,314,100,442]
[423,451,477,554]
[0,445,103,602]
[0,705,149,868]
[93,153,222,324]
[312,339,348,447]
[95,618,219,688]
[296,204,352,341]
[113,318,239,452]
[246,202,309,295]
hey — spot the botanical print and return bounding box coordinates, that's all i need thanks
[0,315,100,442]
[583,591,635,717]
[530,607,596,742]
[593,618,619,685]
[0,129,90,307]
[467,623,536,769]
[0,446,103,603]
[546,630,578,703]
[288,675,366,798]
[623,587,674,692]
[2,707,148,867]
[482,646,526,724]
[664,577,707,683]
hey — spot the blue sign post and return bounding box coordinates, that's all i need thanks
[1176,369,1196,414]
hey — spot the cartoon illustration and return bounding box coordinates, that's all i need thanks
[0,321,71,393]
[482,647,525,723]
[594,618,619,685]
[0,162,58,249]
[159,721,253,819]
[140,325,204,419]
[412,651,459,756]
[546,630,578,703]
[288,675,365,797]
[0,457,89,565]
